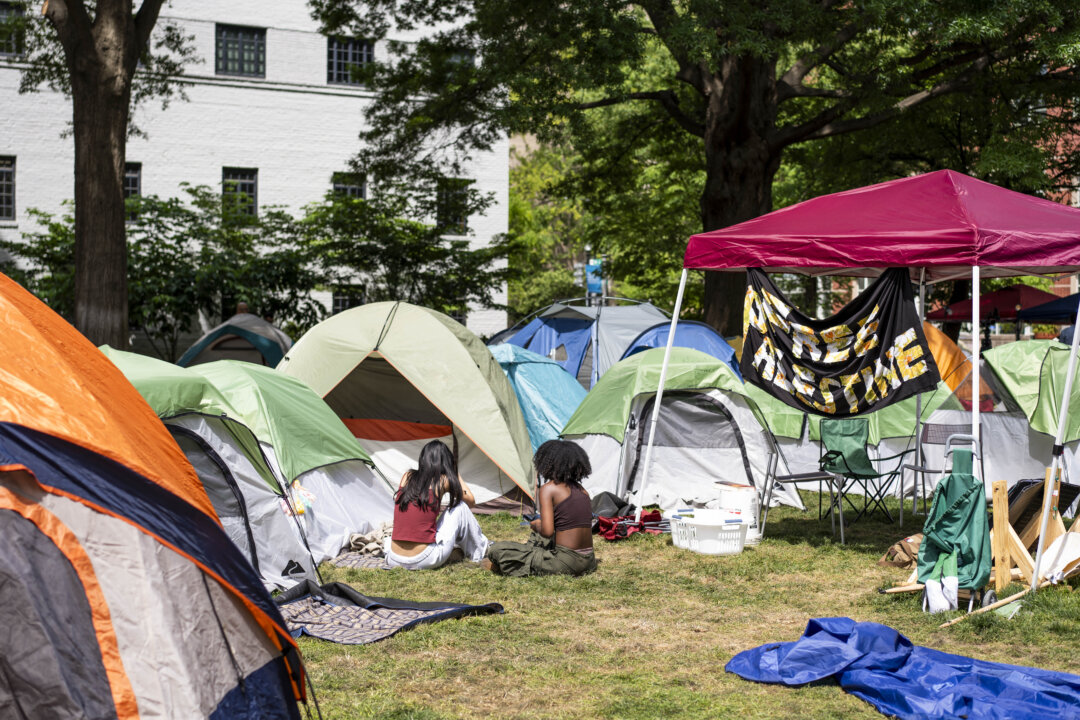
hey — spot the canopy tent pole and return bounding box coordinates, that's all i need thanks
[908,268,927,524]
[1031,278,1080,592]
[971,265,981,457]
[634,268,688,522]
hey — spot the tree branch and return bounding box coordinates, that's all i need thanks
[42,0,94,53]
[778,19,861,101]
[773,53,994,148]
[576,90,705,137]
[134,0,167,52]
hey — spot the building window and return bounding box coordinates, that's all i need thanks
[123,162,142,220]
[0,157,14,221]
[0,2,24,57]
[332,171,366,199]
[216,25,266,78]
[436,177,471,234]
[327,37,373,85]
[332,286,365,314]
[222,167,258,216]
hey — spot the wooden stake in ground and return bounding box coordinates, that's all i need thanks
[992,480,1010,594]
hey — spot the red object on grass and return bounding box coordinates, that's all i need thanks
[596,510,665,541]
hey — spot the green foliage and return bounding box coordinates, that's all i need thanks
[303,188,512,319]
[2,187,327,361]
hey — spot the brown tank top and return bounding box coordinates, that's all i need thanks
[553,486,592,531]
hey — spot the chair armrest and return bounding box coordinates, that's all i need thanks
[775,471,834,483]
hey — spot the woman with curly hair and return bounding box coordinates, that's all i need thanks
[484,439,597,576]
[386,440,490,570]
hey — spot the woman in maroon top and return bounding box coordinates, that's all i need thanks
[484,439,597,576]
[386,440,490,570]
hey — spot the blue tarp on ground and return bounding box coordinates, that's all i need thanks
[490,343,587,451]
[621,320,741,380]
[726,617,1080,720]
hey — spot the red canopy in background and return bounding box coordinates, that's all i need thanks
[925,284,1061,322]
[684,170,1080,279]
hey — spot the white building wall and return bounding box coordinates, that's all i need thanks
[0,0,508,337]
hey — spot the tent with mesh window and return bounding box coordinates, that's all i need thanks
[561,347,804,512]
[1,274,305,718]
[278,301,535,512]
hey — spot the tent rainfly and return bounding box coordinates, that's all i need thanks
[102,347,320,591]
[562,347,803,513]
[278,301,535,512]
[179,312,293,367]
[652,170,1080,590]
[504,300,669,388]
[490,343,588,452]
[190,360,396,562]
[620,319,742,379]
[0,274,304,717]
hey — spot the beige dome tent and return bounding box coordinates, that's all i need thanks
[278,301,534,511]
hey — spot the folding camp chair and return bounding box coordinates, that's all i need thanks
[819,417,913,531]
[759,430,844,540]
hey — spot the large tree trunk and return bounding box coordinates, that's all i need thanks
[71,76,130,348]
[699,55,782,336]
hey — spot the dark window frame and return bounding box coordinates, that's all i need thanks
[331,171,366,199]
[436,177,471,235]
[215,24,266,78]
[0,156,14,221]
[123,162,142,221]
[222,167,259,217]
[0,2,25,57]
[332,285,365,314]
[326,36,374,86]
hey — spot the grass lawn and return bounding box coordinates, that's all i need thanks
[301,495,1080,719]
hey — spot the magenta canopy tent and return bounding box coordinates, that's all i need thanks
[639,170,1080,585]
[684,170,1080,280]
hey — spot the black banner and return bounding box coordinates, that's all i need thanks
[740,268,939,416]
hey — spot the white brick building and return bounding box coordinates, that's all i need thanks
[0,0,509,336]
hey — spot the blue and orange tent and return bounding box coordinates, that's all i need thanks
[0,273,304,718]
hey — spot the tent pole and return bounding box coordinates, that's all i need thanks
[971,265,981,459]
[1031,274,1080,592]
[907,268,927,527]
[634,268,688,522]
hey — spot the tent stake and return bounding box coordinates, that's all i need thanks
[634,268,688,522]
[1031,273,1080,592]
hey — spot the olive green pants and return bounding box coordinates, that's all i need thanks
[486,531,597,577]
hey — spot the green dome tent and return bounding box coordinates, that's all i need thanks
[102,347,318,590]
[278,301,535,511]
[561,347,803,512]
[190,360,396,560]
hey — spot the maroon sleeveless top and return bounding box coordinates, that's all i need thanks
[553,486,592,531]
[392,489,440,544]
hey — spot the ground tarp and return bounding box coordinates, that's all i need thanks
[727,617,1080,720]
[275,581,502,645]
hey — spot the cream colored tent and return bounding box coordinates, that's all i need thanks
[278,302,535,511]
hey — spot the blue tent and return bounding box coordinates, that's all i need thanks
[503,301,669,388]
[621,320,741,380]
[1017,292,1080,324]
[490,344,587,451]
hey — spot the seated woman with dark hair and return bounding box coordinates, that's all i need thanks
[484,439,597,577]
[386,440,490,570]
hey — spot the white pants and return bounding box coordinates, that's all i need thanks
[385,503,490,570]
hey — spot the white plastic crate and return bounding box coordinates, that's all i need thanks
[669,509,749,556]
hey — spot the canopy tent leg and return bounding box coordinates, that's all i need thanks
[972,265,981,455]
[1031,276,1080,592]
[634,268,688,522]
[904,268,928,529]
